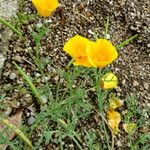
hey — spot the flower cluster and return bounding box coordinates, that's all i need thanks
[63,35,118,68]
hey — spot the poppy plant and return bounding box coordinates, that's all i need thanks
[32,0,59,17]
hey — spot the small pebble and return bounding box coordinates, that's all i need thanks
[9,72,16,80]
[116,140,122,147]
[133,80,139,87]
[147,43,150,48]
[40,104,47,111]
[16,102,20,107]
[16,47,23,52]
[78,2,85,10]
[36,23,43,28]
[0,54,6,70]
[35,73,41,77]
[4,107,12,116]
[28,116,36,125]
[88,29,95,35]
[143,82,149,90]
[40,95,48,104]
[122,79,126,85]
[105,34,110,39]
[12,55,22,63]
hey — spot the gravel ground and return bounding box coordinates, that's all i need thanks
[0,0,149,149]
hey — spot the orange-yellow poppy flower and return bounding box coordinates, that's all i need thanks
[63,35,92,67]
[87,39,118,68]
[32,0,59,17]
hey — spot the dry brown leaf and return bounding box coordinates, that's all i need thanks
[139,127,150,133]
[123,123,136,133]
[107,108,121,135]
[109,98,123,109]
[0,111,22,150]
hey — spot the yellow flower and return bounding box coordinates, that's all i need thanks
[109,97,123,109]
[107,108,121,135]
[123,123,136,134]
[32,0,59,17]
[63,35,92,67]
[87,39,118,68]
[100,72,118,90]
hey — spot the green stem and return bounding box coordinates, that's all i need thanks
[0,18,22,37]
[94,109,114,150]
[1,118,33,148]
[66,59,74,68]
[116,34,138,50]
[71,136,83,150]
[58,119,82,143]
[102,120,111,150]
[14,63,45,105]
[104,17,109,38]
[50,130,83,150]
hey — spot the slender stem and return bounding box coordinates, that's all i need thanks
[58,119,82,143]
[71,136,83,150]
[94,109,115,150]
[94,31,98,40]
[102,120,111,150]
[104,17,109,38]
[66,59,74,68]
[111,131,115,150]
[50,130,83,150]
[14,63,45,105]
[0,18,22,37]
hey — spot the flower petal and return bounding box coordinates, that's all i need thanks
[63,35,92,67]
[32,0,59,17]
[123,123,136,133]
[87,39,118,68]
[100,72,118,90]
[107,108,121,135]
[109,97,123,109]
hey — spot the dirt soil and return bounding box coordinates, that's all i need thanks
[0,0,149,149]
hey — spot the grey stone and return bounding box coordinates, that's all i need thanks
[116,140,122,147]
[12,55,22,63]
[0,0,18,19]
[0,0,19,77]
[40,95,48,104]
[133,80,139,87]
[0,54,6,75]
[147,43,150,48]
[28,116,36,125]
[143,82,149,90]
[9,72,16,80]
